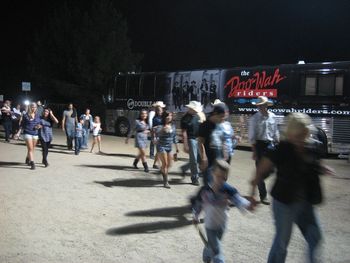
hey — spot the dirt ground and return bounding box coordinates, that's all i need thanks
[0,129,349,263]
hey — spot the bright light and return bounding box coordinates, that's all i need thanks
[297,60,306,64]
[24,100,30,106]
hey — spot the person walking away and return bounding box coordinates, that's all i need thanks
[75,118,85,155]
[151,101,166,169]
[192,160,253,263]
[198,104,227,186]
[39,108,58,167]
[180,101,202,185]
[154,111,179,188]
[126,109,150,172]
[90,116,102,153]
[80,108,93,149]
[250,112,334,263]
[1,100,13,142]
[248,96,279,205]
[62,103,78,150]
[36,100,44,117]
[15,102,41,170]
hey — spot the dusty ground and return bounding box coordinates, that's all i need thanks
[0,128,349,263]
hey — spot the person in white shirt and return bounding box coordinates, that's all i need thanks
[90,116,102,153]
[248,96,279,205]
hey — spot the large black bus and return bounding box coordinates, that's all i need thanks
[104,61,350,155]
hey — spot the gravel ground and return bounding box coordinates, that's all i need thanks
[0,129,349,263]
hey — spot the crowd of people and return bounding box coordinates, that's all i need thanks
[1,96,333,263]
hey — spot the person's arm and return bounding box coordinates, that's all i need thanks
[197,136,208,171]
[248,115,257,160]
[49,111,59,124]
[182,129,189,153]
[62,113,66,131]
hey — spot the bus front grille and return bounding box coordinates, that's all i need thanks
[333,119,350,143]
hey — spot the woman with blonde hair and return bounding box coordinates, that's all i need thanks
[15,102,42,170]
[250,112,333,263]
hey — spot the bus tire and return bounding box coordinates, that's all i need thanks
[115,118,130,137]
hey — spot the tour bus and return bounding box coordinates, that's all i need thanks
[104,61,350,155]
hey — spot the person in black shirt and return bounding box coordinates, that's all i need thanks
[198,103,227,185]
[180,101,203,185]
[250,113,334,263]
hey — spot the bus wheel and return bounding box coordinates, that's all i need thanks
[115,118,130,137]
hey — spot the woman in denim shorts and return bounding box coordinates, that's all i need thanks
[15,102,41,170]
[154,111,179,188]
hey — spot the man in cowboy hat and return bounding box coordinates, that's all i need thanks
[248,96,279,205]
[180,101,203,185]
[149,101,166,160]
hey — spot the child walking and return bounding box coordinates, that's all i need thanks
[75,118,85,155]
[191,160,253,263]
[90,116,102,153]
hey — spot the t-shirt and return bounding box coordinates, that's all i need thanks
[266,140,323,204]
[63,110,76,128]
[152,115,162,128]
[180,113,200,139]
[198,120,222,166]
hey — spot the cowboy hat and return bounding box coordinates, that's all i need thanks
[152,101,166,108]
[185,101,203,113]
[211,99,225,106]
[251,96,273,106]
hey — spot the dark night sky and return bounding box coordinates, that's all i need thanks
[1,0,350,99]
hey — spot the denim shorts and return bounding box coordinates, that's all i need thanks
[157,145,172,153]
[24,134,39,140]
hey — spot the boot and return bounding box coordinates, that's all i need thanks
[133,158,139,169]
[30,161,36,170]
[25,157,30,165]
[142,162,149,172]
[163,174,171,189]
[43,160,49,168]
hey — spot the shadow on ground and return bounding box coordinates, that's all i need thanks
[94,177,191,188]
[0,161,30,169]
[106,205,193,235]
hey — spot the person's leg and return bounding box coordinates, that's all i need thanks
[205,228,225,263]
[133,149,140,168]
[255,142,268,203]
[295,202,322,263]
[40,138,48,165]
[268,199,295,263]
[149,140,154,159]
[82,128,89,148]
[97,136,101,152]
[90,137,96,153]
[188,139,200,184]
[4,120,11,141]
[140,148,149,172]
[159,152,170,188]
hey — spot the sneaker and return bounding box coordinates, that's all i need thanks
[191,178,200,186]
[164,182,171,189]
[153,164,159,169]
[260,197,270,205]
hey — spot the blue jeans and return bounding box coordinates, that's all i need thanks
[3,120,12,141]
[268,199,322,263]
[181,138,200,182]
[203,226,225,263]
[149,140,155,158]
[65,126,75,150]
[75,136,83,155]
[82,128,90,148]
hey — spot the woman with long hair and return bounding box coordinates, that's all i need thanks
[15,102,41,170]
[154,111,179,188]
[126,109,150,172]
[62,103,78,150]
[39,107,59,167]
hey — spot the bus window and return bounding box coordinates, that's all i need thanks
[140,75,155,98]
[318,75,335,96]
[127,75,141,97]
[305,76,316,95]
[335,76,344,95]
[116,76,127,98]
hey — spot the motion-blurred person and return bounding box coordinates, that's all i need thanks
[192,160,253,263]
[1,100,13,142]
[250,112,333,263]
[62,103,78,150]
[180,101,203,185]
[75,118,85,155]
[248,96,279,205]
[11,103,22,138]
[90,116,102,153]
[198,103,227,186]
[126,109,150,172]
[39,108,59,167]
[154,111,179,188]
[36,100,44,116]
[15,102,41,170]
[151,101,166,169]
[148,104,156,159]
[80,108,93,149]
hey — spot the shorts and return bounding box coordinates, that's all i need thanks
[93,134,101,138]
[24,134,39,140]
[157,145,172,153]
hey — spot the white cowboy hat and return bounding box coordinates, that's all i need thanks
[152,101,166,108]
[211,99,225,106]
[252,96,273,106]
[185,101,203,113]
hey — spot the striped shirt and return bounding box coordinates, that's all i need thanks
[248,111,279,144]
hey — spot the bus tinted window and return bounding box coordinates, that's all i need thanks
[116,76,127,97]
[335,76,344,95]
[141,75,155,97]
[302,74,344,96]
[127,75,140,97]
[305,76,316,95]
[319,75,335,96]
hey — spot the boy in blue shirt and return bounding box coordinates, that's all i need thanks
[75,118,86,155]
[192,160,254,263]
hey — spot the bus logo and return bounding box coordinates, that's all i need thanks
[224,68,286,98]
[127,99,135,109]
[127,99,153,109]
